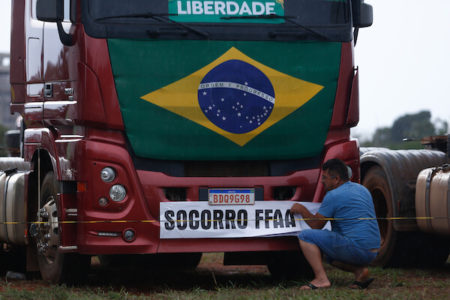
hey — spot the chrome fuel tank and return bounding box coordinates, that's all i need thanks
[416,165,450,235]
[0,159,30,245]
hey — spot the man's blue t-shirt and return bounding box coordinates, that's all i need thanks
[318,181,381,250]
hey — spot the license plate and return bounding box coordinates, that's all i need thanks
[208,188,255,205]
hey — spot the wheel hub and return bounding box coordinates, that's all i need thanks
[35,196,59,264]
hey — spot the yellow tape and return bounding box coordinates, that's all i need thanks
[0,216,447,225]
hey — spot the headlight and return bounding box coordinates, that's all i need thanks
[101,167,116,183]
[109,184,126,202]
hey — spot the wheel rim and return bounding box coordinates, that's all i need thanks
[37,196,60,265]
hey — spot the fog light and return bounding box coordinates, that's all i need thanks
[123,229,135,242]
[109,185,126,202]
[98,197,109,207]
[101,167,116,183]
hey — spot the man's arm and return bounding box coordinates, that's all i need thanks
[290,203,328,229]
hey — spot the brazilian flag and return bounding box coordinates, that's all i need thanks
[108,40,341,160]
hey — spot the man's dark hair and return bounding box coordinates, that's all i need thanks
[322,158,349,181]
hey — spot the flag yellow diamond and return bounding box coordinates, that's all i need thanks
[141,47,323,146]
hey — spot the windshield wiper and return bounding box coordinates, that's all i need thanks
[95,13,177,22]
[95,13,209,38]
[220,14,330,41]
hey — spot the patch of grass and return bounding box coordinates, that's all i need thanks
[2,287,36,300]
[0,253,449,299]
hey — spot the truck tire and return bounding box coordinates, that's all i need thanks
[363,166,398,267]
[35,172,90,284]
[364,166,450,267]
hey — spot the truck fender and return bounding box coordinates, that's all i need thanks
[24,128,60,180]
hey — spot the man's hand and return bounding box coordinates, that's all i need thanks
[290,202,328,230]
[290,203,306,215]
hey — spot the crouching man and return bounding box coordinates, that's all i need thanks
[291,158,380,290]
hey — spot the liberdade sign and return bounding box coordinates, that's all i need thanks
[169,0,285,23]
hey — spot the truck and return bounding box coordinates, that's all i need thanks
[0,0,373,283]
[360,136,450,268]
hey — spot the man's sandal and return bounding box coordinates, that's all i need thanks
[304,283,318,290]
[350,278,374,289]
[300,282,331,290]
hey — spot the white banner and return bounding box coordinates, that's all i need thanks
[160,201,329,239]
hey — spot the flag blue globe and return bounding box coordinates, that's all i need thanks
[198,60,275,134]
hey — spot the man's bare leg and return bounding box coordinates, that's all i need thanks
[299,240,331,289]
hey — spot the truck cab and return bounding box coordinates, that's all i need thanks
[3,0,372,283]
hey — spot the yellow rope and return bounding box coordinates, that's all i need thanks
[0,216,447,225]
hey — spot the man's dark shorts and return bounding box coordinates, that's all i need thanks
[298,229,377,265]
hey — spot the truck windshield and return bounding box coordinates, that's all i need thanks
[82,0,352,41]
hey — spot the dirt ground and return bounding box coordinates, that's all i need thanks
[0,253,449,299]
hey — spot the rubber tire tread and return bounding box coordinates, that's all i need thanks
[363,166,397,267]
[364,166,450,268]
[37,172,90,284]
